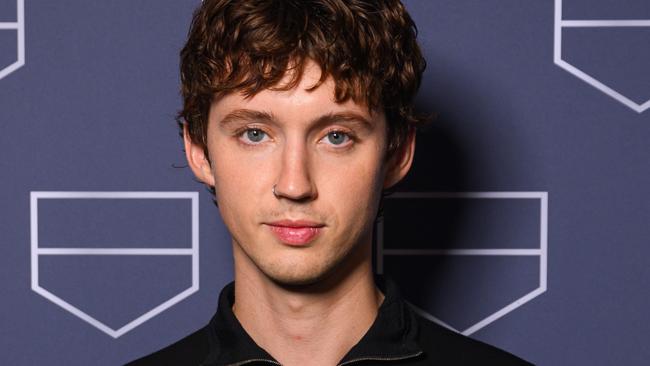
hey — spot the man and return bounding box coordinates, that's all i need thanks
[128,0,532,365]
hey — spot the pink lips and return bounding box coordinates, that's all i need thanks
[266,220,324,246]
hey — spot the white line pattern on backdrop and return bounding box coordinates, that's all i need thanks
[376,191,548,336]
[554,0,650,113]
[30,191,200,338]
[0,0,25,80]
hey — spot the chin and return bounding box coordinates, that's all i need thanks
[260,256,341,288]
[265,264,329,287]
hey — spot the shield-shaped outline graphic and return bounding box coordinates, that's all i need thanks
[0,0,25,80]
[376,191,548,336]
[30,191,199,338]
[554,0,650,113]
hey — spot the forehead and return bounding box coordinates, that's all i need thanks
[210,61,384,124]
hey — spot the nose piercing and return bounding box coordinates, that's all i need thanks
[272,184,279,198]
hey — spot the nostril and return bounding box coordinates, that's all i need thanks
[271,180,317,201]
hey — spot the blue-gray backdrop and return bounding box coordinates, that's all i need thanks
[1,0,648,365]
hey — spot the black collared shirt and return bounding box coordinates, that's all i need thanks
[126,277,533,365]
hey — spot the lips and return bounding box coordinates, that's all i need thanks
[265,220,324,246]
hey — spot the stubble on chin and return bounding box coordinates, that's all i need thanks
[250,239,371,293]
[234,236,360,291]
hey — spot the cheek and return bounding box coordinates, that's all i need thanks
[209,144,273,218]
[318,153,385,218]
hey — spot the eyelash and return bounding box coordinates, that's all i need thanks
[322,128,356,146]
[235,127,356,148]
[234,127,271,147]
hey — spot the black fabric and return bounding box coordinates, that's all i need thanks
[126,277,533,365]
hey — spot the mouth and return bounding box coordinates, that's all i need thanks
[265,220,325,246]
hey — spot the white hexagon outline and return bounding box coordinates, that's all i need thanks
[376,191,548,336]
[0,0,25,80]
[30,191,200,339]
[554,0,650,113]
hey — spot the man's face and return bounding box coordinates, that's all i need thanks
[186,61,414,286]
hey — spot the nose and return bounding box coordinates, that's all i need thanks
[273,138,317,202]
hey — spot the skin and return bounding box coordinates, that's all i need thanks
[185,60,416,365]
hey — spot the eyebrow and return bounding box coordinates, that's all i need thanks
[217,108,375,131]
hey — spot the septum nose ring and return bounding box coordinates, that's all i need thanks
[272,184,279,198]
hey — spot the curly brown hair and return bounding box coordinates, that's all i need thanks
[179,0,427,161]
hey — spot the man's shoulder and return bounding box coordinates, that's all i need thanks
[124,325,211,366]
[412,311,534,365]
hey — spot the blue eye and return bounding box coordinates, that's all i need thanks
[244,129,266,143]
[326,131,349,145]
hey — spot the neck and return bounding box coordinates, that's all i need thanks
[232,240,384,366]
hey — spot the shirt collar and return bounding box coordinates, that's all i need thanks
[201,276,423,366]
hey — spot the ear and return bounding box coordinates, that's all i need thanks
[183,125,216,187]
[383,128,416,189]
